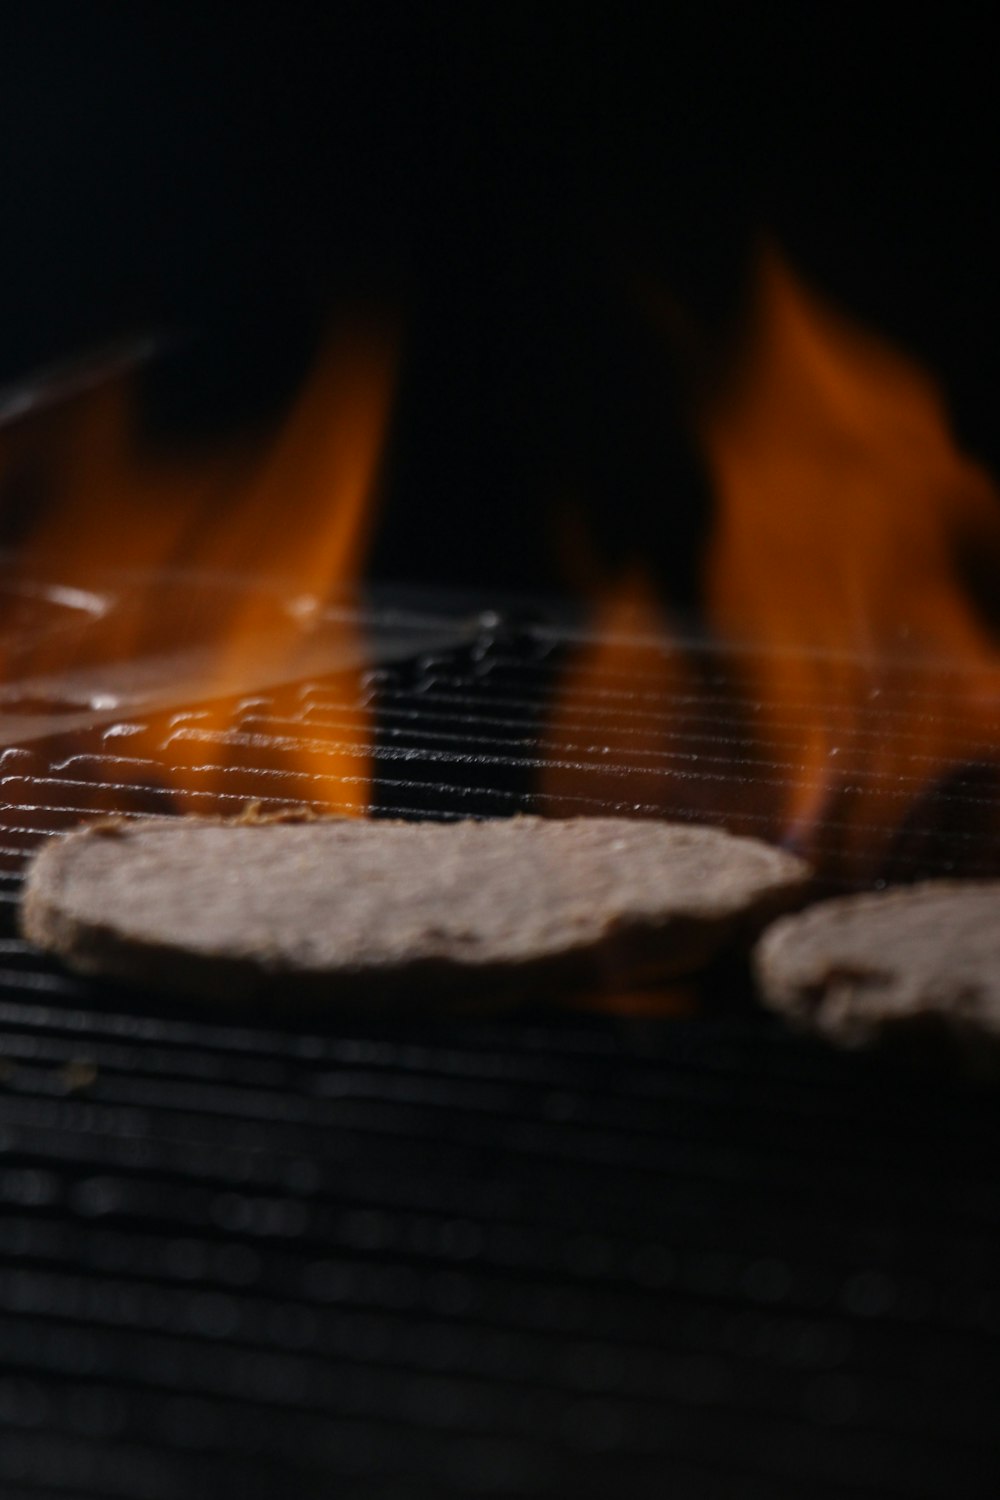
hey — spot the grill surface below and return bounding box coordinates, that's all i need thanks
[2,585,1000,1499]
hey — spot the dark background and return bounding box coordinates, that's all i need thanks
[1,2,998,600]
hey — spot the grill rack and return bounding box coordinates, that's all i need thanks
[2,594,1000,1498]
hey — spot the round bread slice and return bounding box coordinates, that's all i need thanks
[21,814,811,1006]
[755,881,1000,1052]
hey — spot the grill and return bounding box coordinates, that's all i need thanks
[3,569,1000,1499]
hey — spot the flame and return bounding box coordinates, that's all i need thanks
[700,248,1000,877]
[541,568,701,820]
[546,247,1000,896]
[1,321,397,816]
[541,570,719,1015]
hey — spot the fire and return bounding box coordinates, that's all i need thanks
[701,249,1000,878]
[540,571,718,1015]
[0,320,397,816]
[541,568,701,820]
[545,246,1000,892]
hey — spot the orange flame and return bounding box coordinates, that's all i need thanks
[1,320,398,817]
[545,247,1000,895]
[541,568,708,1014]
[700,248,1000,876]
[541,568,700,820]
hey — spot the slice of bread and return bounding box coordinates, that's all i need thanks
[22,813,810,1006]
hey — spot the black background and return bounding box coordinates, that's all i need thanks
[1,3,998,599]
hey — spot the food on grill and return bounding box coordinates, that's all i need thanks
[755,881,1000,1052]
[21,813,811,1005]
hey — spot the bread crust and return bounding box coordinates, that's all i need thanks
[22,813,811,1006]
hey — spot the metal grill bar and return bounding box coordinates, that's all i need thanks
[2,590,1000,1498]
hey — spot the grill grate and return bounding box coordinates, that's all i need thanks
[2,593,1000,1498]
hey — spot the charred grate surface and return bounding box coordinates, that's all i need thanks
[2,609,1000,1498]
